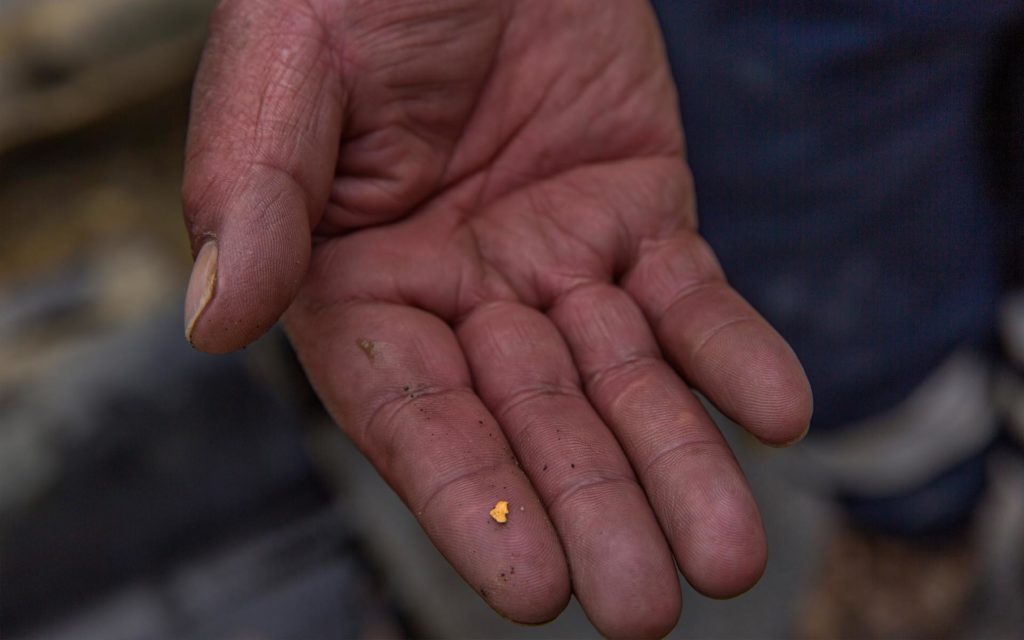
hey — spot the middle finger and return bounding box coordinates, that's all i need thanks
[458,300,681,639]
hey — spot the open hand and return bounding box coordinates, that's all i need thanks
[182,1,812,636]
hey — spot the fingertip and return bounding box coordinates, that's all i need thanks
[457,500,572,625]
[593,608,679,640]
[485,527,571,625]
[185,222,311,354]
[738,341,814,447]
[411,469,570,626]
[587,571,681,639]
[564,496,681,639]
[609,607,680,640]
[761,408,812,448]
[492,574,571,626]
[694,318,813,447]
[687,533,767,599]
[659,456,768,600]
[182,163,315,353]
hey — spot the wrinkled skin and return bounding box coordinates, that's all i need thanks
[182,1,812,637]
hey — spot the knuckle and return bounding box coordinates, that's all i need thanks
[547,472,634,514]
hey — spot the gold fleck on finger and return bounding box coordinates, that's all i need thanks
[489,500,509,524]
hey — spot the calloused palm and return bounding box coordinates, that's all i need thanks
[182,1,812,637]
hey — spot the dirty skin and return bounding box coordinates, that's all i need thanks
[356,337,377,361]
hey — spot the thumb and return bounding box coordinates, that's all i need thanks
[182,0,344,353]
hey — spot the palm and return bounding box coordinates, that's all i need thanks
[183,1,812,637]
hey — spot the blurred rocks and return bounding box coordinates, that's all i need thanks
[0,243,181,509]
[0,0,213,154]
[0,254,406,638]
[0,3,405,637]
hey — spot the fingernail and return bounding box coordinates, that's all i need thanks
[184,240,218,343]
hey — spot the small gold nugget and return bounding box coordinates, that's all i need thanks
[489,500,509,524]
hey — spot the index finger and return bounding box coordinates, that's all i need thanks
[284,298,570,623]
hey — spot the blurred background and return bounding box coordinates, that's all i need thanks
[1,1,1022,638]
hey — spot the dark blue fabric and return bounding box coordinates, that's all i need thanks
[651,1,1023,431]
